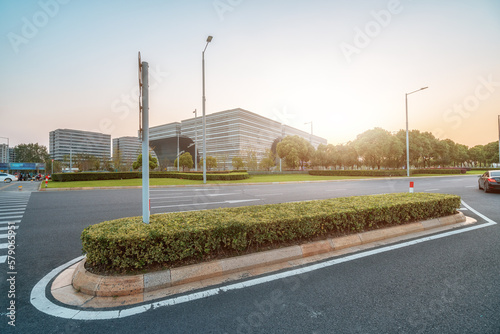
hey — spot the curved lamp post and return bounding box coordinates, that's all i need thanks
[405,87,428,177]
[202,36,213,184]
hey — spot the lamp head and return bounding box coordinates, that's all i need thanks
[207,36,213,43]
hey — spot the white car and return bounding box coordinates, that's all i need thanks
[0,173,18,183]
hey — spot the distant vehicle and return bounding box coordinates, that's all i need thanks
[0,173,18,183]
[478,170,500,193]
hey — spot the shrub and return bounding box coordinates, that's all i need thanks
[52,171,249,182]
[309,170,406,177]
[82,193,460,273]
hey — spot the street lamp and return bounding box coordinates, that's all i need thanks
[202,35,213,184]
[405,87,428,177]
[193,109,198,171]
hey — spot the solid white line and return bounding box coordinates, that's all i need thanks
[152,199,258,209]
[151,193,239,200]
[0,243,8,249]
[0,226,18,231]
[0,215,23,219]
[0,220,21,225]
[30,200,497,321]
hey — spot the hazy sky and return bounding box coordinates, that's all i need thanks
[1,0,499,149]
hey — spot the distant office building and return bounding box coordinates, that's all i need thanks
[113,136,141,163]
[148,108,327,169]
[0,144,8,163]
[113,136,158,166]
[9,148,16,163]
[49,129,111,161]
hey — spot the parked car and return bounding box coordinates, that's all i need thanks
[478,170,500,193]
[0,173,18,183]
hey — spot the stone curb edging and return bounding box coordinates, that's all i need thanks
[70,212,466,298]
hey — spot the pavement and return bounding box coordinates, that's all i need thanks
[48,212,474,309]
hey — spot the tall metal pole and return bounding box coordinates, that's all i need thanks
[141,61,150,224]
[202,36,213,184]
[176,129,180,171]
[193,109,198,171]
[405,87,428,177]
[498,115,500,165]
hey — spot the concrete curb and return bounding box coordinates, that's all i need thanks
[67,212,466,300]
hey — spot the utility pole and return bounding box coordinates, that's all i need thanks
[193,109,198,171]
[139,52,150,224]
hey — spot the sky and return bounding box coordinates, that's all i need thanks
[1,0,500,149]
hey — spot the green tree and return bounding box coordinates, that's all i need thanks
[259,149,276,171]
[276,136,313,170]
[14,143,49,163]
[133,153,158,170]
[336,143,358,169]
[353,128,395,169]
[312,144,337,169]
[232,156,245,170]
[174,152,194,171]
[200,156,217,170]
[469,145,486,167]
[246,150,258,171]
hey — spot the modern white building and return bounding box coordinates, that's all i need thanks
[148,108,327,169]
[49,129,111,161]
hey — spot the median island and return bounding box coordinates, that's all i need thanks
[81,192,460,275]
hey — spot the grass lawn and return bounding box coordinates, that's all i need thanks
[46,171,483,189]
[46,174,376,188]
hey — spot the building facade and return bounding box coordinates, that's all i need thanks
[149,108,327,169]
[0,144,8,163]
[49,129,111,162]
[113,136,142,163]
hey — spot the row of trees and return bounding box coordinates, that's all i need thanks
[276,129,499,170]
[8,129,500,173]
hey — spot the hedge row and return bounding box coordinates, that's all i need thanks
[52,171,249,182]
[82,193,460,272]
[309,169,465,177]
[309,170,406,177]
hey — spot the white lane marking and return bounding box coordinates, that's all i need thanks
[0,243,9,249]
[151,193,240,200]
[0,226,18,231]
[0,215,23,220]
[31,200,497,321]
[0,255,6,263]
[0,220,21,225]
[151,199,258,209]
[258,193,283,197]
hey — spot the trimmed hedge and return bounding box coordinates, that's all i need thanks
[52,172,140,182]
[82,193,460,272]
[52,171,249,182]
[309,170,406,177]
[309,169,465,177]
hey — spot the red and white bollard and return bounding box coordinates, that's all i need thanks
[45,176,49,188]
[409,181,414,193]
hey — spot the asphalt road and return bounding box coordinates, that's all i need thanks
[1,175,499,333]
